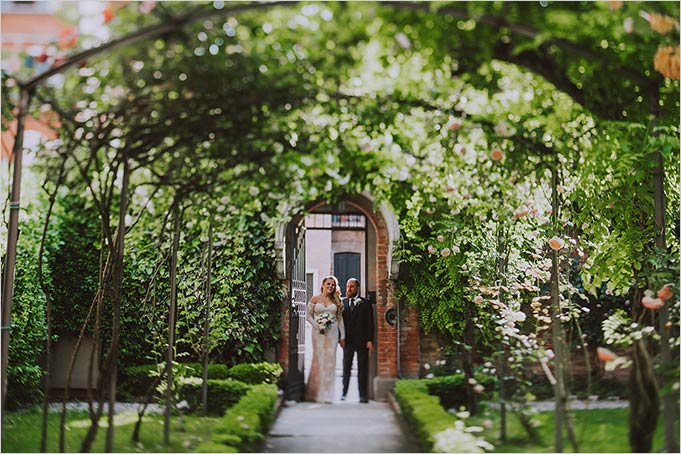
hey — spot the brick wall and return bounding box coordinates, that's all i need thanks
[418,330,442,374]
[399,304,420,378]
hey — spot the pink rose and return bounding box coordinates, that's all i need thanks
[597,347,617,362]
[448,118,463,131]
[657,284,674,301]
[548,236,565,250]
[642,296,664,310]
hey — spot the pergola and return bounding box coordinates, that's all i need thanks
[1,2,677,452]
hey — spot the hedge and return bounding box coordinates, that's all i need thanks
[196,383,279,453]
[424,373,496,410]
[394,379,456,452]
[179,379,250,415]
[119,363,231,399]
[226,362,282,385]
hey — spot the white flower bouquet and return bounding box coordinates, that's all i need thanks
[315,312,335,335]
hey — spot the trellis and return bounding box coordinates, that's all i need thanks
[1,2,677,452]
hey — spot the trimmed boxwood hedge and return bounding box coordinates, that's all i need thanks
[394,379,456,452]
[119,363,233,399]
[118,364,162,400]
[180,379,250,415]
[424,373,496,410]
[225,362,282,385]
[196,383,279,453]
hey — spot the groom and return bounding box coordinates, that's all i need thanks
[340,278,374,403]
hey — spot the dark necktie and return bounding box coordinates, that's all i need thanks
[350,298,356,311]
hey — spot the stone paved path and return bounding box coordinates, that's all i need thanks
[264,399,419,453]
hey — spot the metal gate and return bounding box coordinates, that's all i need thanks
[287,222,306,401]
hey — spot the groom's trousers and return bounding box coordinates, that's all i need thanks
[342,342,369,400]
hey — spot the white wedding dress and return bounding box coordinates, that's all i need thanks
[305,302,345,403]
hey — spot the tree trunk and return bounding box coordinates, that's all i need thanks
[629,337,660,452]
[39,157,67,452]
[132,372,163,442]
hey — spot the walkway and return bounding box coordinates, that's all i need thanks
[266,341,418,454]
[265,398,419,453]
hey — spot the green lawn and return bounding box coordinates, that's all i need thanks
[469,407,675,453]
[2,408,229,453]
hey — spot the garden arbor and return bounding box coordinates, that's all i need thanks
[275,193,409,401]
[1,1,678,453]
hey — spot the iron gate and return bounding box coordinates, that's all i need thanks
[287,222,306,401]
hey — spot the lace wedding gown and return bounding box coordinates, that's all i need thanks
[305,302,345,403]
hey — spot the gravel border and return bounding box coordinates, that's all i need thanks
[47,401,163,414]
[529,398,628,411]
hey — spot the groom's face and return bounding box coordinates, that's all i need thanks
[346,280,359,298]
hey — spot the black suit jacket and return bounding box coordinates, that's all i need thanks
[342,296,374,347]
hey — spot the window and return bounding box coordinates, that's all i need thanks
[305,212,366,230]
[3,1,53,13]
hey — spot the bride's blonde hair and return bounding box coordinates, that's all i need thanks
[320,275,343,319]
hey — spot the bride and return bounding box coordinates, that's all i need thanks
[305,276,345,403]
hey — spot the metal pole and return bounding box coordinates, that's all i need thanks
[201,215,213,416]
[1,88,33,411]
[653,152,678,452]
[164,203,181,444]
[496,222,507,442]
[550,160,565,453]
[105,157,129,452]
[649,89,679,453]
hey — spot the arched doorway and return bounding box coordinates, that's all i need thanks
[275,193,417,401]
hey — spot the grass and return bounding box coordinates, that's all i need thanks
[2,407,230,453]
[468,407,675,453]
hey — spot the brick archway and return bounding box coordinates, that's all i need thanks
[275,192,420,400]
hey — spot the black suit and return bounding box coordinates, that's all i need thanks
[341,296,374,401]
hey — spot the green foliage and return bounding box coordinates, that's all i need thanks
[194,441,238,453]
[1,408,228,452]
[48,194,100,335]
[118,363,161,400]
[468,408,672,452]
[211,383,279,452]
[173,213,285,365]
[394,379,456,452]
[3,1,679,424]
[226,362,283,385]
[179,379,250,416]
[424,373,497,410]
[5,191,50,408]
[119,362,230,400]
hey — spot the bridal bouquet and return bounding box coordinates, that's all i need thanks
[315,312,335,335]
